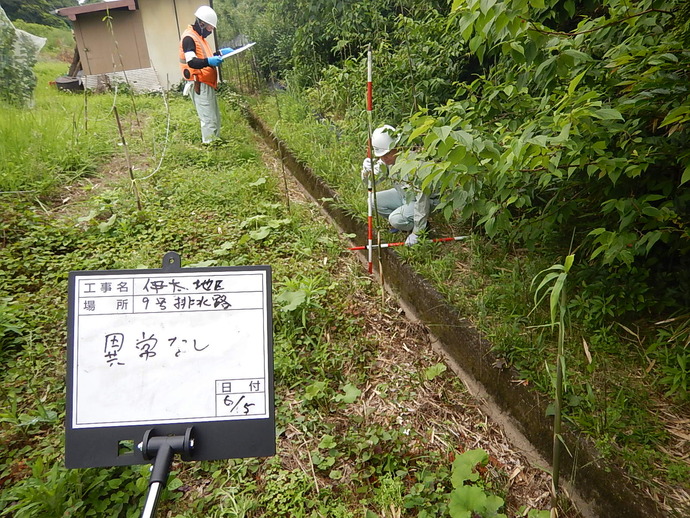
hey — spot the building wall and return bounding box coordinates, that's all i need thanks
[74,9,149,75]
[83,68,161,93]
[139,0,216,90]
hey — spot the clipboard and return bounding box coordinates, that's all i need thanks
[221,42,257,60]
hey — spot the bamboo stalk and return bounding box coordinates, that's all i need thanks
[114,106,143,211]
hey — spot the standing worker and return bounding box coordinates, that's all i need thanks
[361,125,435,245]
[179,5,233,144]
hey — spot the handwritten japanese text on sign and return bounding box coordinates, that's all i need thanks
[71,271,270,429]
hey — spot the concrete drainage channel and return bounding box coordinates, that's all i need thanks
[246,110,663,518]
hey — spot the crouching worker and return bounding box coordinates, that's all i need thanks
[361,125,436,245]
[179,5,233,143]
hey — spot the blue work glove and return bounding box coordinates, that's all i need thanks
[207,56,222,67]
[405,233,419,246]
[219,47,234,56]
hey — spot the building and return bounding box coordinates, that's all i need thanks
[56,0,218,92]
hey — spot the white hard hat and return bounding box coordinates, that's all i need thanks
[195,6,218,28]
[372,125,399,157]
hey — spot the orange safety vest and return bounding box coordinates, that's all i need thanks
[179,25,217,89]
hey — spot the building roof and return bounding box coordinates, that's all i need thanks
[57,0,138,22]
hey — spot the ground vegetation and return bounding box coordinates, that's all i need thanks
[216,0,690,513]
[0,60,570,517]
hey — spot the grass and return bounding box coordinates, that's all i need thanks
[0,62,116,196]
[0,62,570,517]
[12,21,76,63]
[249,87,690,516]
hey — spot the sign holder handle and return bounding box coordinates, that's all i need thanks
[161,250,181,271]
[139,427,195,518]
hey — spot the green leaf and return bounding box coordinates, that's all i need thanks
[534,55,556,79]
[510,41,524,56]
[275,289,306,311]
[77,209,98,223]
[424,363,447,380]
[549,273,567,324]
[335,383,361,404]
[484,493,506,515]
[456,130,474,148]
[461,15,476,41]
[659,105,690,127]
[451,449,488,487]
[567,70,587,96]
[449,485,488,516]
[304,381,327,401]
[563,253,575,273]
[564,0,576,17]
[469,34,482,54]
[167,477,184,491]
[451,0,464,11]
[409,118,435,141]
[98,214,117,232]
[249,226,272,240]
[681,163,690,186]
[433,125,452,142]
[248,177,267,186]
[480,0,497,14]
[318,434,337,449]
[562,49,592,62]
[592,108,624,120]
[532,269,560,297]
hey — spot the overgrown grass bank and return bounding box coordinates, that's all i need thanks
[1,65,563,517]
[2,62,117,197]
[250,90,690,516]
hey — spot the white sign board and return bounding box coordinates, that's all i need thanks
[65,257,275,468]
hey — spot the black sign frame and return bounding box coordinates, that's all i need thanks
[65,253,275,469]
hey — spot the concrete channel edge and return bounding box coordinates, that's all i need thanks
[246,109,664,518]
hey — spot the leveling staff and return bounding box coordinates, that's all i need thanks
[179,6,233,144]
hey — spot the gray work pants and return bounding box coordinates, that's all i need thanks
[191,82,221,143]
[376,187,415,231]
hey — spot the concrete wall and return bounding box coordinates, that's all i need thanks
[73,9,148,76]
[139,0,216,90]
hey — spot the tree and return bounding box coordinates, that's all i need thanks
[220,0,690,318]
[0,0,77,28]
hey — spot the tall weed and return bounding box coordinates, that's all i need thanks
[1,67,118,195]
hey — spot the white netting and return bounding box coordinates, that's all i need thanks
[0,6,47,107]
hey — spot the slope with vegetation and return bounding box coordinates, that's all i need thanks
[1,0,76,28]
[219,0,690,514]
[0,57,575,517]
[1,0,689,515]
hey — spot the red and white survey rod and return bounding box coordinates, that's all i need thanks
[366,46,375,273]
[349,235,469,250]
